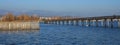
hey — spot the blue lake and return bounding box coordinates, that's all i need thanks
[0,24,120,45]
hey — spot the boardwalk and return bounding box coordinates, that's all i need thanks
[43,15,120,28]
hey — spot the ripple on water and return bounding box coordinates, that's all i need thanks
[0,24,120,45]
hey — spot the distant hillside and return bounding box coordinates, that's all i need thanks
[0,9,23,16]
[0,10,76,16]
[0,9,119,17]
[0,9,10,15]
[24,10,76,16]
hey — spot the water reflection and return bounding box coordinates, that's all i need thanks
[0,30,39,33]
[0,30,40,45]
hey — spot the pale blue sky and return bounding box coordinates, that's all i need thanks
[0,0,120,16]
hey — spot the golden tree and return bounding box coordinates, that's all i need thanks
[31,15,39,21]
[17,14,31,21]
[2,13,15,22]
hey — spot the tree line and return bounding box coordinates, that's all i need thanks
[1,13,39,22]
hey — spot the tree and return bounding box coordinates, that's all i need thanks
[2,13,15,22]
[17,14,31,21]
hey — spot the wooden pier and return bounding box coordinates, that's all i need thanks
[44,15,120,28]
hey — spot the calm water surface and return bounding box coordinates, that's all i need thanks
[0,24,120,45]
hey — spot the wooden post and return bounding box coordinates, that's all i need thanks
[118,19,120,28]
[51,21,54,24]
[75,20,79,26]
[48,21,50,24]
[71,20,74,25]
[91,20,95,26]
[62,20,65,25]
[85,20,88,26]
[106,19,109,27]
[57,21,60,25]
[88,20,90,26]
[110,18,113,28]
[66,20,69,25]
[44,21,48,24]
[49,21,51,24]
[55,21,57,24]
[81,20,84,26]
[79,20,82,26]
[60,21,61,25]
[52,21,55,24]
[96,20,98,27]
[68,20,70,25]
[56,21,58,24]
[103,19,107,27]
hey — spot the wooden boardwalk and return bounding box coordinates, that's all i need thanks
[43,15,120,28]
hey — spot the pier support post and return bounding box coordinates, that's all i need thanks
[87,20,90,26]
[47,21,50,24]
[51,21,54,24]
[60,21,62,25]
[110,19,113,28]
[62,20,65,25]
[55,21,57,24]
[66,20,69,25]
[52,21,54,24]
[49,21,51,24]
[81,20,84,26]
[91,20,95,26]
[79,20,82,26]
[54,21,56,24]
[85,20,89,26]
[75,20,79,26]
[56,21,58,24]
[103,19,107,27]
[118,19,120,28]
[68,20,70,25]
[106,19,109,27]
[96,20,98,27]
[58,21,60,25]
[91,20,93,26]
[44,21,48,24]
[71,20,74,25]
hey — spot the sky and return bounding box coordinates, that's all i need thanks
[0,0,120,16]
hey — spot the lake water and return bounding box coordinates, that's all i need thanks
[0,24,120,45]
